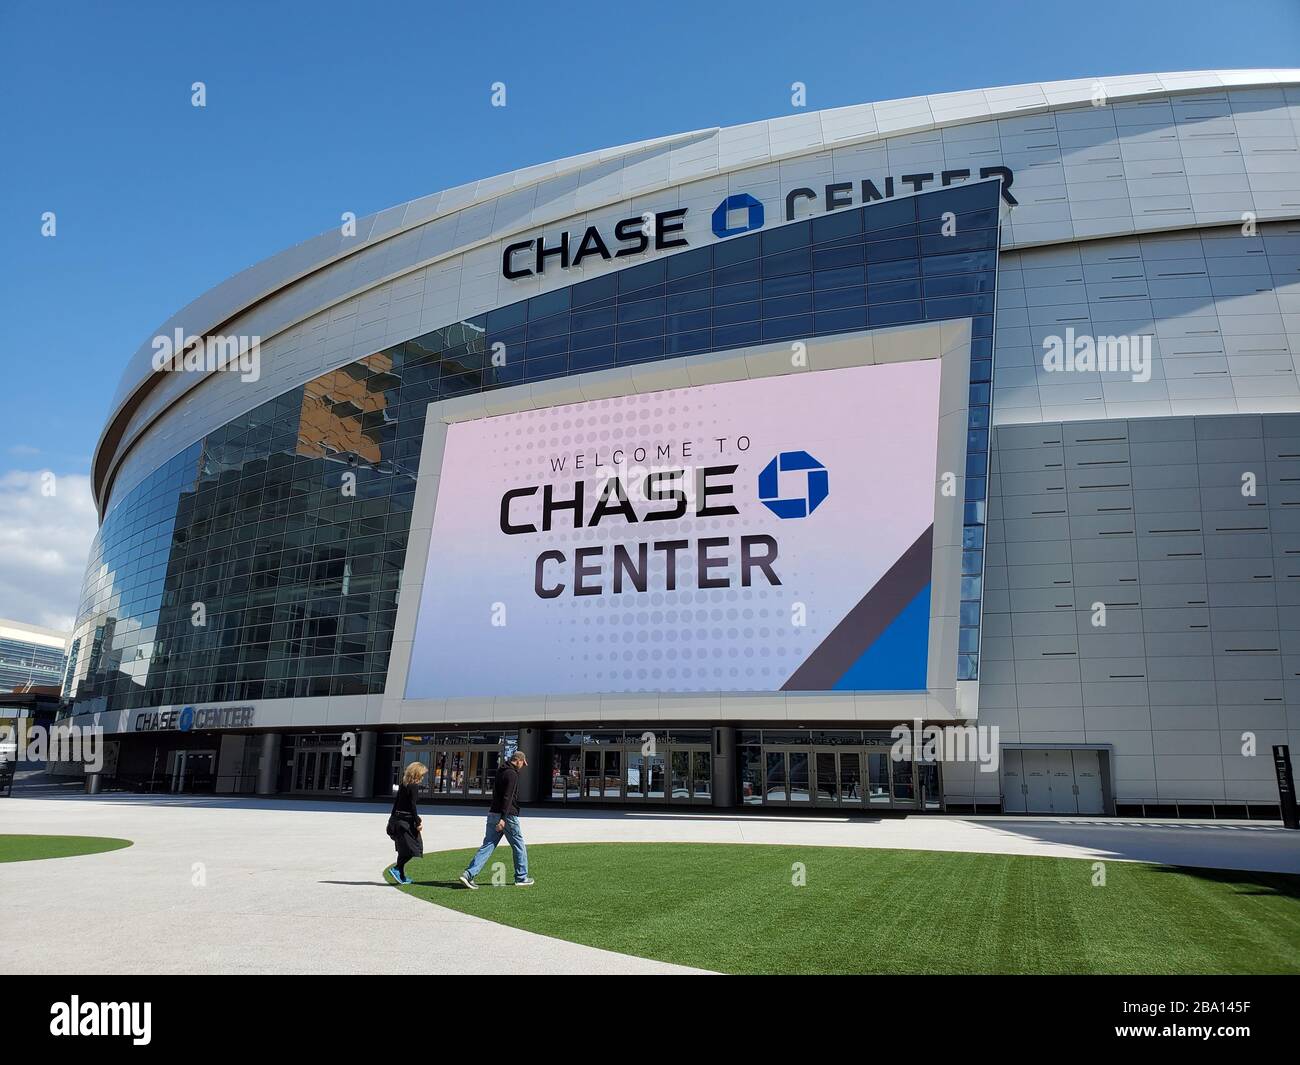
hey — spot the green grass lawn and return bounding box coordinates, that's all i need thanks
[0,834,132,863]
[386,843,1300,974]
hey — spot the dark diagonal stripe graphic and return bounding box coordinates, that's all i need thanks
[781,524,934,691]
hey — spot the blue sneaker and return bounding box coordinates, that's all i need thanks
[388,866,409,885]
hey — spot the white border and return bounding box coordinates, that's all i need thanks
[387,317,975,728]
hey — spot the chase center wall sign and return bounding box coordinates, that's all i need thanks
[405,360,944,699]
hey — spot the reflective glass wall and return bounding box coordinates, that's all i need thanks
[67,180,1000,714]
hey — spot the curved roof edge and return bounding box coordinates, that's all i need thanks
[93,69,1300,512]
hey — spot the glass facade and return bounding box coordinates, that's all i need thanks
[0,631,67,693]
[67,179,999,715]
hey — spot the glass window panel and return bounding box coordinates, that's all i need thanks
[713,301,760,326]
[713,322,762,348]
[713,258,760,285]
[812,207,861,243]
[863,196,915,231]
[762,273,812,298]
[714,280,761,306]
[666,246,711,277]
[763,314,813,341]
[618,317,665,341]
[813,265,865,290]
[528,286,570,319]
[618,259,666,292]
[761,220,810,253]
[571,273,617,307]
[570,305,615,331]
[815,307,867,333]
[812,243,865,271]
[527,312,570,339]
[762,249,810,277]
[767,292,815,317]
[864,236,918,263]
[666,288,711,314]
[665,330,711,355]
[569,346,614,371]
[711,232,759,267]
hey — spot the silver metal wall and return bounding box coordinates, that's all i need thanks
[985,413,1300,806]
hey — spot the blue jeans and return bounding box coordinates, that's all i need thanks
[465,812,528,882]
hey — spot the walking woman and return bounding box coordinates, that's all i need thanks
[386,762,427,884]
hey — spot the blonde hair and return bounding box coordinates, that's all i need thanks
[402,762,429,786]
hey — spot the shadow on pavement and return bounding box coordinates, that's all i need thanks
[968,817,1300,874]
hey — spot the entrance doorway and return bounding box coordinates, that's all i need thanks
[760,746,936,810]
[166,749,217,793]
[288,739,354,795]
[550,742,711,805]
[401,743,503,800]
[1002,748,1107,815]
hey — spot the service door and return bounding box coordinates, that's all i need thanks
[1022,751,1053,813]
[1072,749,1104,815]
[1001,748,1026,813]
[1046,750,1077,814]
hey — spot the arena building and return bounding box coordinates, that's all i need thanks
[64,70,1300,817]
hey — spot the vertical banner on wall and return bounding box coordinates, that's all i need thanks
[406,359,942,698]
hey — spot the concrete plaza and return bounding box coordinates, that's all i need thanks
[2,791,1297,974]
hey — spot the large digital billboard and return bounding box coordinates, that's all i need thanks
[406,360,942,698]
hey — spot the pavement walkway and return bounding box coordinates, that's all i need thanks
[2,792,1297,974]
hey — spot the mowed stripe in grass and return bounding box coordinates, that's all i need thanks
[0,834,133,863]
[389,843,1300,975]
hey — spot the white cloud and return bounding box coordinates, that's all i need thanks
[0,470,98,632]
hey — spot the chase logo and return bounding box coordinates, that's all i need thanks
[712,193,765,239]
[759,451,828,518]
[178,706,195,732]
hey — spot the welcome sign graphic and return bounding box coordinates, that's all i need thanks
[406,360,941,697]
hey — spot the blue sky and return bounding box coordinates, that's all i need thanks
[0,0,1297,628]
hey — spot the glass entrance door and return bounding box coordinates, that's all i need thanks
[582,750,602,799]
[550,744,708,804]
[866,751,891,806]
[466,750,499,797]
[814,751,838,804]
[646,753,666,800]
[600,749,622,798]
[759,746,932,810]
[578,748,623,800]
[839,751,863,805]
[891,755,917,808]
[169,749,217,793]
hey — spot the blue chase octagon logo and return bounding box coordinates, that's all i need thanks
[758,451,829,519]
[178,706,195,732]
[712,193,765,239]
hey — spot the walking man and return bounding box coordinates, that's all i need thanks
[460,750,533,888]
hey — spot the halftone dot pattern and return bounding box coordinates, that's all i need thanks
[412,360,941,699]
[480,386,810,692]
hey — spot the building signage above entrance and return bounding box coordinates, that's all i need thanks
[500,166,1015,279]
[133,704,256,732]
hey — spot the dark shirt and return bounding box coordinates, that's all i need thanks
[491,763,521,816]
[391,782,420,821]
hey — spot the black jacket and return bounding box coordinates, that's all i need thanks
[490,763,521,816]
[386,783,423,860]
